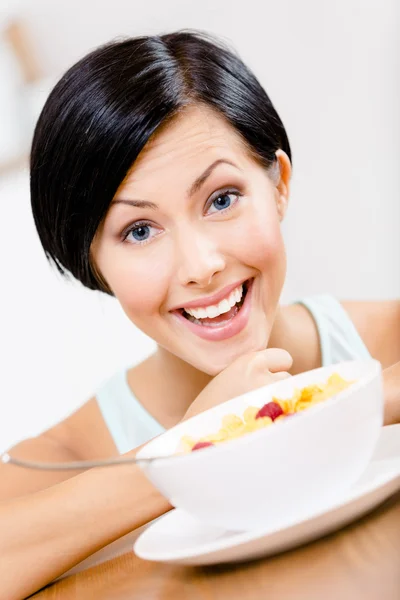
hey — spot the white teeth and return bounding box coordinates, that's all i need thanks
[227,291,236,307]
[206,305,219,318]
[218,299,231,314]
[184,284,244,320]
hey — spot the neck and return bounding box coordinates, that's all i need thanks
[128,304,295,429]
[267,303,290,351]
[154,345,212,404]
[128,346,212,429]
[154,304,290,414]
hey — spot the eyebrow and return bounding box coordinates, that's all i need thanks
[112,158,240,210]
[112,198,158,210]
[187,158,239,197]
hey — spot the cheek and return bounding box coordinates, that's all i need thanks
[229,201,286,276]
[98,245,172,319]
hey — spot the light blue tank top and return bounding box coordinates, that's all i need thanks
[96,294,371,454]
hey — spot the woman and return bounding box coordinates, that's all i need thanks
[1,30,399,599]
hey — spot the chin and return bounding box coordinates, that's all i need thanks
[185,334,269,377]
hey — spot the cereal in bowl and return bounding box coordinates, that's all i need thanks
[181,373,352,452]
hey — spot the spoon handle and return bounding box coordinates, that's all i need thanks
[0,451,172,471]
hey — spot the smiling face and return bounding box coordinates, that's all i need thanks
[92,105,291,375]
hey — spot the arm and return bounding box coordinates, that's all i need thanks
[0,398,170,599]
[342,300,400,423]
[0,348,292,598]
[382,361,400,425]
[0,447,171,600]
[341,300,400,369]
[0,398,118,498]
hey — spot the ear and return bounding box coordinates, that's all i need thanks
[273,150,292,221]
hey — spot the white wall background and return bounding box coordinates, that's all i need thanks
[1,0,399,452]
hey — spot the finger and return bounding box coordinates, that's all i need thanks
[272,371,292,380]
[255,348,293,373]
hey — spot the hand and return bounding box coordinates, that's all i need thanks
[183,348,293,421]
[383,361,400,425]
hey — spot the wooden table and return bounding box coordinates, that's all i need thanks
[31,490,400,600]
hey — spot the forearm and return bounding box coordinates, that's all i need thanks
[0,453,171,600]
[383,361,400,425]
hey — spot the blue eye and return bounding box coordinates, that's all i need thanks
[207,191,242,215]
[131,225,150,241]
[124,222,160,245]
[213,193,232,210]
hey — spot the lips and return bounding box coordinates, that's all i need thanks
[182,283,247,325]
[170,278,249,313]
[171,279,254,342]
[183,283,244,321]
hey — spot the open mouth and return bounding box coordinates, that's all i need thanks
[178,279,251,328]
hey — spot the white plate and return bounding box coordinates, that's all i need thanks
[134,425,400,565]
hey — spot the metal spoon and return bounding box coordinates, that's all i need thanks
[0,450,180,471]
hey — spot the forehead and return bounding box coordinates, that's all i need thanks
[118,105,253,193]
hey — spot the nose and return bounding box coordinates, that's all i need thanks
[176,229,226,287]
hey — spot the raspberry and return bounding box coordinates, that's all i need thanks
[256,401,284,421]
[191,441,214,452]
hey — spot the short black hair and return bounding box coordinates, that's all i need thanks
[30,30,291,294]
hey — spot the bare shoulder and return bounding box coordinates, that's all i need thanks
[341,300,400,368]
[41,357,158,460]
[44,397,118,460]
[278,299,400,374]
[273,303,322,375]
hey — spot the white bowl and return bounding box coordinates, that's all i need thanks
[136,360,383,531]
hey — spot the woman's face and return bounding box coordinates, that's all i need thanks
[93,105,291,375]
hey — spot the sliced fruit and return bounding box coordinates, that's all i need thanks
[191,441,215,452]
[243,406,259,422]
[256,401,284,421]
